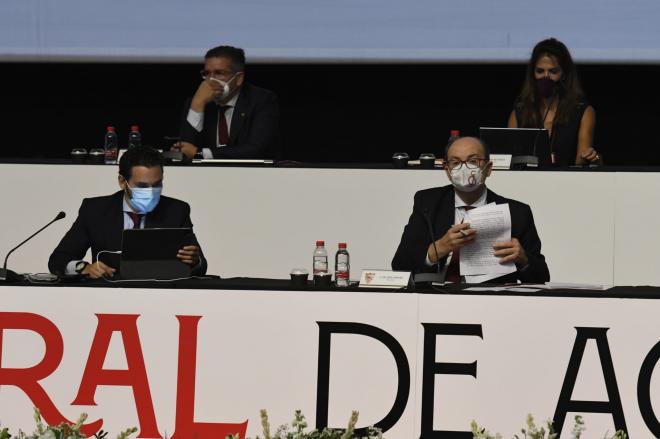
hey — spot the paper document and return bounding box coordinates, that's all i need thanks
[192,159,274,164]
[459,203,516,278]
[464,286,507,291]
[532,282,612,290]
[464,286,542,293]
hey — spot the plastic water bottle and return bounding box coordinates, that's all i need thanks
[448,129,460,145]
[128,125,142,149]
[104,126,119,164]
[313,240,328,276]
[335,242,350,287]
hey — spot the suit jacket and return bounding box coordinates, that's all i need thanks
[391,185,550,284]
[48,191,207,276]
[179,83,280,159]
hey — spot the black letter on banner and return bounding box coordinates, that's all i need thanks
[638,340,660,436]
[419,323,483,439]
[316,322,410,436]
[553,327,627,436]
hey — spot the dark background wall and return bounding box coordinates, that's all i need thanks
[0,62,656,165]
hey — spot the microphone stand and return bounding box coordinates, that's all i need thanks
[512,92,556,169]
[413,207,448,286]
[0,212,66,282]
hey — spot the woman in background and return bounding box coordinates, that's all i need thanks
[508,38,601,166]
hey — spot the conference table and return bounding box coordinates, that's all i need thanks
[1,278,659,438]
[2,160,660,285]
[1,160,660,438]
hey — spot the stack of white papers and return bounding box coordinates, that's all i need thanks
[464,283,612,293]
[464,286,542,292]
[529,282,612,290]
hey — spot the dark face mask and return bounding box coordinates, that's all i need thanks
[536,77,558,98]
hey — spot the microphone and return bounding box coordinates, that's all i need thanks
[0,211,66,282]
[413,205,447,285]
[531,93,554,158]
[515,91,557,170]
[423,207,441,275]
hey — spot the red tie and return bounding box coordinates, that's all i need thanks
[218,105,230,146]
[445,205,475,283]
[127,212,143,229]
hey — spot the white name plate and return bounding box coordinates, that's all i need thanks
[359,269,411,289]
[490,154,512,170]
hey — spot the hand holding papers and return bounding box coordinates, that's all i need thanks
[427,222,476,265]
[459,203,518,282]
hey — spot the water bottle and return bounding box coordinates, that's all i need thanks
[313,240,328,276]
[448,129,460,146]
[128,125,142,149]
[334,242,350,287]
[104,126,119,164]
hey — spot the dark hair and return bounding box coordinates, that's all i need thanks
[204,45,246,72]
[118,146,164,181]
[444,136,490,161]
[516,38,585,127]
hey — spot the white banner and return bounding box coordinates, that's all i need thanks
[3,0,660,62]
[0,286,658,438]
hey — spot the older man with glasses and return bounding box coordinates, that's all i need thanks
[392,136,549,284]
[175,45,280,160]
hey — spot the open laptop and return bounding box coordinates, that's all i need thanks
[479,127,552,167]
[120,228,193,280]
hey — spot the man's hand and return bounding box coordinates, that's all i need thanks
[191,79,222,112]
[82,261,116,279]
[172,141,199,160]
[493,238,528,267]
[177,245,200,266]
[427,223,476,264]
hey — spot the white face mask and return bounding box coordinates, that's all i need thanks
[449,166,484,193]
[209,75,237,102]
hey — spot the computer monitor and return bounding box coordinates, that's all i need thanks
[479,127,552,167]
[120,228,193,280]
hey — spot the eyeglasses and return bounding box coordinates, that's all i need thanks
[200,69,235,80]
[446,158,487,170]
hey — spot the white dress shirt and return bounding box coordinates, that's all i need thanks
[186,92,240,158]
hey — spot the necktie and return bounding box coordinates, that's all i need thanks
[444,205,475,283]
[127,212,143,229]
[218,105,230,146]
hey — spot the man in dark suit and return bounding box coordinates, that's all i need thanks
[175,45,280,159]
[392,137,549,284]
[48,146,207,278]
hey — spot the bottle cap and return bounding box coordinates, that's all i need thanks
[450,130,460,137]
[316,240,325,246]
[338,243,347,249]
[107,126,115,132]
[131,125,140,132]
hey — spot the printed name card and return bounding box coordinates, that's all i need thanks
[359,270,411,289]
[490,154,512,170]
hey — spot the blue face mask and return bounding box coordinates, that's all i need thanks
[127,184,162,214]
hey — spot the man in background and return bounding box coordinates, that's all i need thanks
[175,45,280,159]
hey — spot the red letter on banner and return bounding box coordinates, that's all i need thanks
[172,316,248,439]
[72,314,160,438]
[0,312,103,435]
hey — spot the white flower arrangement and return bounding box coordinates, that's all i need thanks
[471,414,627,439]
[226,409,383,439]
[0,408,137,439]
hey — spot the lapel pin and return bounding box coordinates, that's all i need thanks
[241,112,246,117]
